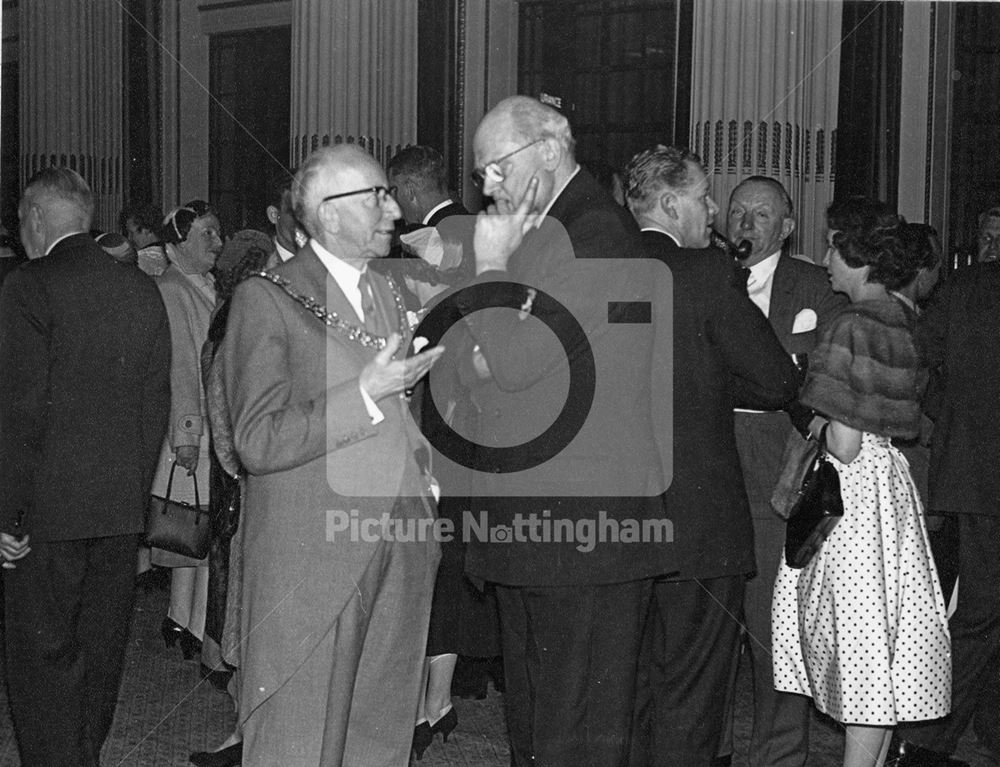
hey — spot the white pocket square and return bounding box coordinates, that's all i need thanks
[792,308,817,333]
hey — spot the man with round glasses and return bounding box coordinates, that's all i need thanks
[220,144,444,766]
[458,95,670,767]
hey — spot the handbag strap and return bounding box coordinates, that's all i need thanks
[166,460,201,508]
[815,423,831,463]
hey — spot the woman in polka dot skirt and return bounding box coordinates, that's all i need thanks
[771,210,951,767]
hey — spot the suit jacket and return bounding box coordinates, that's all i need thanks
[457,169,672,586]
[917,262,1000,515]
[642,231,799,579]
[220,244,435,720]
[734,254,847,521]
[766,255,846,356]
[426,200,476,283]
[0,233,171,541]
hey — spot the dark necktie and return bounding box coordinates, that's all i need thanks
[734,263,751,296]
[358,270,387,335]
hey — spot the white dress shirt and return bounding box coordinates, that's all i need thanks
[421,199,455,226]
[311,239,384,423]
[274,239,296,263]
[746,251,782,317]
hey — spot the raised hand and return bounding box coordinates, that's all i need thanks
[474,176,540,274]
[360,333,445,402]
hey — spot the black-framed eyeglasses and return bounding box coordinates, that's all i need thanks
[321,186,398,206]
[471,139,544,188]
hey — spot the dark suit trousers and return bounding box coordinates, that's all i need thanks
[634,575,744,767]
[734,412,811,767]
[3,534,139,767]
[899,513,1000,755]
[495,579,651,767]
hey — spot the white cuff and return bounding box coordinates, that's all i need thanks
[359,384,385,425]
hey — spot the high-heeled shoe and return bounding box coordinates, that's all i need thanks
[429,706,458,743]
[161,617,185,649]
[178,629,202,661]
[189,741,242,767]
[412,721,433,761]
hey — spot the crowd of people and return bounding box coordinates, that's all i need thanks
[0,94,998,767]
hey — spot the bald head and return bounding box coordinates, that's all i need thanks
[293,146,376,235]
[473,96,577,213]
[19,167,94,259]
[292,144,402,268]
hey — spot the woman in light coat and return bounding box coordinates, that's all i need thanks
[150,200,222,662]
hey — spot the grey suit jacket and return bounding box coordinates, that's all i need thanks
[221,244,435,720]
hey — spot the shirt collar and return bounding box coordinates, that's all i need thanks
[749,251,782,281]
[311,238,365,286]
[640,226,682,248]
[421,199,454,226]
[274,239,296,263]
[539,166,580,220]
[45,231,85,256]
[890,290,918,314]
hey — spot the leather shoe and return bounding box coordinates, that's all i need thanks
[890,739,969,767]
[710,756,732,767]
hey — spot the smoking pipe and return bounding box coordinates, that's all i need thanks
[710,229,753,260]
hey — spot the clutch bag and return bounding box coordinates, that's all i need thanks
[784,426,844,569]
[146,462,210,560]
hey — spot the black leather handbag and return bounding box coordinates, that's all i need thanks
[146,462,211,560]
[784,426,844,569]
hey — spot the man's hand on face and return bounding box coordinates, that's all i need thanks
[473,177,540,274]
[360,333,445,402]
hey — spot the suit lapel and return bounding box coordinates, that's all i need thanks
[768,255,795,339]
[284,246,375,361]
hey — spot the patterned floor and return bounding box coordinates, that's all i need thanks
[0,584,995,766]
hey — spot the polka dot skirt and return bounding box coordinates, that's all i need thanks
[772,432,952,725]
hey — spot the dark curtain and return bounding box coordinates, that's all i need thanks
[833,1,903,208]
[123,0,162,215]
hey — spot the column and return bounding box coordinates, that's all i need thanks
[19,0,123,232]
[690,0,842,262]
[290,0,418,168]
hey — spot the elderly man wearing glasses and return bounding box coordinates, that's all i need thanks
[454,95,672,767]
[218,144,444,766]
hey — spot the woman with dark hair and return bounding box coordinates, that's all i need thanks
[771,206,951,767]
[150,201,223,664]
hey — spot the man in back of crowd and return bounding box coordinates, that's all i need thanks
[726,175,846,767]
[121,202,169,276]
[264,169,306,265]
